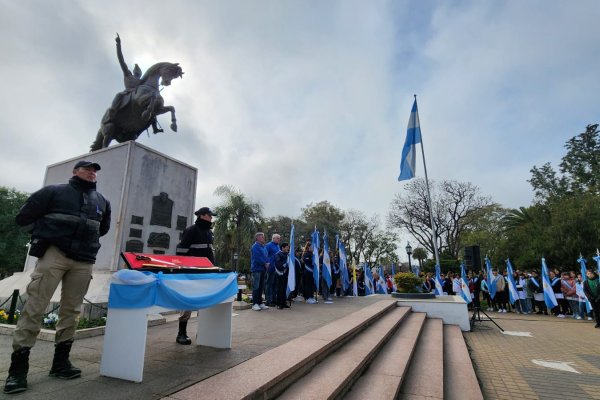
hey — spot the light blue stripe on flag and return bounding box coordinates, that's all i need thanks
[541,258,558,309]
[398,98,422,181]
[505,259,519,305]
[364,264,375,295]
[578,256,593,313]
[594,254,600,276]
[312,228,320,292]
[459,264,472,304]
[338,238,350,292]
[286,223,296,296]
[485,257,497,299]
[434,264,444,295]
[322,231,332,288]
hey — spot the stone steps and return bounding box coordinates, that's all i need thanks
[163,299,483,400]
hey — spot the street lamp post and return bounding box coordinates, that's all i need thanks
[405,242,413,273]
[233,252,239,273]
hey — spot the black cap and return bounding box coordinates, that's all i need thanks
[74,160,101,171]
[195,207,217,217]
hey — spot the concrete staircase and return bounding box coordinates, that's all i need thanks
[164,299,482,400]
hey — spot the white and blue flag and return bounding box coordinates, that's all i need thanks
[459,263,472,304]
[434,264,444,295]
[286,223,296,296]
[485,257,497,299]
[541,258,558,309]
[578,255,593,313]
[594,250,600,276]
[398,98,422,181]
[377,266,387,294]
[322,230,332,288]
[505,259,519,305]
[337,237,350,292]
[311,227,320,292]
[364,264,375,295]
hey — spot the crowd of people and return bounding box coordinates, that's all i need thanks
[250,233,401,310]
[248,232,600,330]
[420,266,600,328]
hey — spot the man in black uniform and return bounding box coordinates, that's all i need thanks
[4,160,111,394]
[174,207,216,344]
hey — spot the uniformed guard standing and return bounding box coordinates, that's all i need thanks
[174,207,216,345]
[4,160,111,394]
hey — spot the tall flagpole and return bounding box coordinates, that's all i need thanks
[414,95,440,267]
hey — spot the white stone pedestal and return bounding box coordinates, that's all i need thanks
[0,141,197,304]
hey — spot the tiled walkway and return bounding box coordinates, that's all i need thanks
[464,311,600,400]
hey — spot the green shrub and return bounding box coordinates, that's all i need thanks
[393,272,423,293]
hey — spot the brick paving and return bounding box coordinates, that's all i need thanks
[464,310,600,400]
[2,298,598,399]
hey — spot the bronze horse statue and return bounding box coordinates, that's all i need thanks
[91,61,184,151]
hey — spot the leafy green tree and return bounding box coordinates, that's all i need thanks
[212,186,263,273]
[300,200,344,250]
[530,124,600,202]
[0,187,30,276]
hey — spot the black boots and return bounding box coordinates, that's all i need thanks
[176,320,192,345]
[4,347,30,394]
[49,339,81,379]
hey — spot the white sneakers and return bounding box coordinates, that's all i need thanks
[557,314,565,318]
[252,304,261,311]
[576,316,582,320]
[259,304,269,310]
[293,296,304,302]
[306,298,317,304]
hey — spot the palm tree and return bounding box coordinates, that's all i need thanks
[212,185,263,273]
[411,247,428,271]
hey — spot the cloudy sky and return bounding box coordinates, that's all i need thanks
[1,1,599,232]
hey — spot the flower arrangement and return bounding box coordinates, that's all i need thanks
[43,313,59,329]
[0,309,21,324]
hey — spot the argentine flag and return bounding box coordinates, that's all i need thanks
[352,259,358,296]
[321,231,332,288]
[541,258,558,309]
[377,266,387,294]
[434,264,444,295]
[337,238,350,292]
[485,257,497,299]
[364,264,375,295]
[286,223,296,296]
[398,98,422,181]
[505,259,519,305]
[459,264,472,304]
[594,251,600,276]
[311,228,320,292]
[578,256,593,313]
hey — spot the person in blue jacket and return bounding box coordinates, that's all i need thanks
[251,232,270,311]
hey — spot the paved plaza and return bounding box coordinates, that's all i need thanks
[0,298,599,399]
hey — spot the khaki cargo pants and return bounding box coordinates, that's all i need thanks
[13,245,93,351]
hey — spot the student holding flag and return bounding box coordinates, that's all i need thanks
[541,258,559,313]
[576,272,593,321]
[583,268,600,328]
[301,241,317,304]
[274,242,291,310]
[528,270,547,315]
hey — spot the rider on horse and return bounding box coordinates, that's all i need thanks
[111,34,162,134]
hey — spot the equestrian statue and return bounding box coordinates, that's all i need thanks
[90,34,184,151]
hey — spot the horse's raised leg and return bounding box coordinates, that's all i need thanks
[155,105,177,132]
